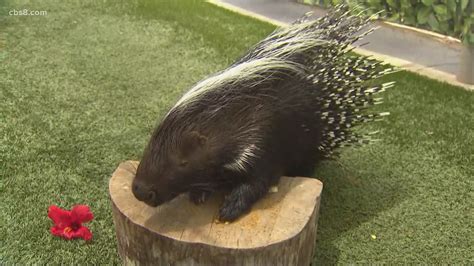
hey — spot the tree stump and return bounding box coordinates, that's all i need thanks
[109,161,323,266]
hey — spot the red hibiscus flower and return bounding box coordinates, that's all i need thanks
[48,205,94,241]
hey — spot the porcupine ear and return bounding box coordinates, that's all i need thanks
[179,131,208,161]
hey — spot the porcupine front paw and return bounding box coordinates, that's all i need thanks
[189,190,211,205]
[218,181,269,222]
[218,191,250,222]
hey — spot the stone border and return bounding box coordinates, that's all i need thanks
[379,21,461,50]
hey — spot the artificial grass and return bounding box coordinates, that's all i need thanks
[0,0,472,264]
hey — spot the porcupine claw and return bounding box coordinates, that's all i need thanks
[189,190,212,205]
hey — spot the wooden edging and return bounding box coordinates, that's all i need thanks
[207,0,473,91]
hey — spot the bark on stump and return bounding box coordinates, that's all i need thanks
[109,161,323,266]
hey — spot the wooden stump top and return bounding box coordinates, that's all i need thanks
[109,161,323,249]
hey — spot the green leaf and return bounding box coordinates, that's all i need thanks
[454,23,463,34]
[404,16,417,25]
[460,0,469,11]
[436,11,452,21]
[401,0,411,9]
[386,0,398,8]
[433,4,448,16]
[427,13,440,31]
[446,0,457,13]
[403,8,417,25]
[421,0,434,6]
[417,6,432,24]
[367,0,382,10]
[388,13,400,22]
[462,18,472,35]
[401,2,414,21]
[463,32,474,45]
[439,21,449,33]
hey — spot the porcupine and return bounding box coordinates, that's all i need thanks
[132,5,395,221]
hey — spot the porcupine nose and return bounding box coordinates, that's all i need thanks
[132,182,155,202]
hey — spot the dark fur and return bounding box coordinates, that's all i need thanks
[132,77,327,221]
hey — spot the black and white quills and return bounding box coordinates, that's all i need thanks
[132,6,395,221]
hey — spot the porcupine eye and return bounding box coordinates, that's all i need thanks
[177,131,208,164]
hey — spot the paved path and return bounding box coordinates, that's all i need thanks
[214,0,467,87]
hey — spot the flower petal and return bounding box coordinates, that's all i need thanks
[71,205,94,224]
[62,227,76,240]
[48,205,72,228]
[75,226,93,241]
[50,226,64,237]
[50,226,76,240]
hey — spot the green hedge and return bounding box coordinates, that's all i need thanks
[300,0,473,45]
